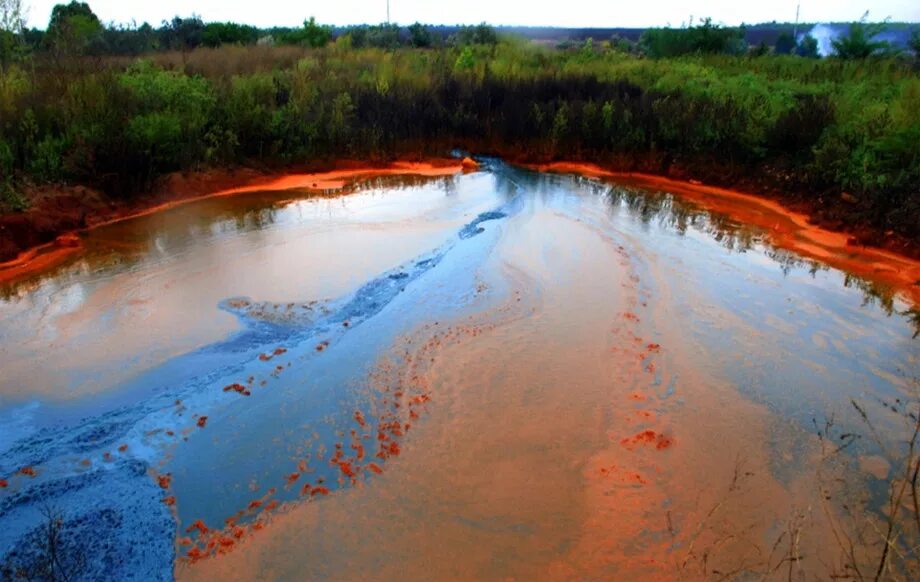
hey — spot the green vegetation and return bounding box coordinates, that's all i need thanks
[0,5,918,244]
[639,18,747,57]
[832,19,896,59]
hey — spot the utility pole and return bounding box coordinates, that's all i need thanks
[387,0,390,24]
[793,2,801,40]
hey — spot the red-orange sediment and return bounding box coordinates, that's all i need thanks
[186,520,209,536]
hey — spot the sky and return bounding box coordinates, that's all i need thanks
[22,0,920,29]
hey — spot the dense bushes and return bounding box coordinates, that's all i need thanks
[0,40,917,239]
[640,19,747,58]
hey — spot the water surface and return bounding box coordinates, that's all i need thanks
[0,163,916,580]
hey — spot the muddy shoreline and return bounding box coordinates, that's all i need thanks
[2,155,920,309]
[527,161,920,308]
[0,159,463,284]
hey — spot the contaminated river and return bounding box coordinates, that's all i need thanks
[0,161,918,580]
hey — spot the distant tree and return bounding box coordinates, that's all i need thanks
[609,34,634,53]
[0,0,25,33]
[0,0,27,68]
[796,34,820,58]
[831,16,892,59]
[348,26,367,48]
[408,22,431,48]
[910,29,920,57]
[774,32,796,55]
[451,22,498,46]
[161,16,204,52]
[45,1,102,55]
[366,23,400,49]
[640,18,746,58]
[202,22,258,48]
[99,21,159,55]
[303,16,332,48]
[749,41,770,57]
[279,17,332,48]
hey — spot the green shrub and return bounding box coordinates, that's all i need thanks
[28,136,66,181]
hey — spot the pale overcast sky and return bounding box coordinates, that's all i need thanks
[22,1,920,29]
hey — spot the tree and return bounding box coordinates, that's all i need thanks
[907,29,919,57]
[775,32,796,55]
[365,23,399,49]
[302,17,331,48]
[451,23,497,46]
[0,0,25,34]
[202,22,258,48]
[640,18,746,58]
[161,16,204,52]
[797,34,820,58]
[831,16,892,59]
[45,1,102,55]
[750,41,770,57]
[0,0,27,68]
[408,22,431,48]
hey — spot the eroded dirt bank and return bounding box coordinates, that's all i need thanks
[0,160,463,283]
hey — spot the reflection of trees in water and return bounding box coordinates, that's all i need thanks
[609,185,759,252]
[605,185,920,337]
[0,175,460,302]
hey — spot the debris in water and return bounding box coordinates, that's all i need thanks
[620,430,674,450]
[186,520,209,535]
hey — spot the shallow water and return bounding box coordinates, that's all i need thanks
[0,162,917,580]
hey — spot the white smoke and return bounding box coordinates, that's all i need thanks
[799,23,844,57]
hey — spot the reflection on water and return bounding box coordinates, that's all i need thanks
[0,164,917,580]
[605,180,918,329]
[0,174,509,403]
